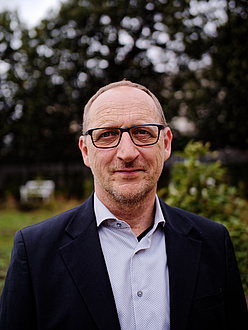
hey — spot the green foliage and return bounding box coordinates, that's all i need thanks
[158,140,248,294]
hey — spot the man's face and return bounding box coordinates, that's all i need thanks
[79,86,172,205]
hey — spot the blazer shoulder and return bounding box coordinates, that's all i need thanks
[159,198,226,237]
[21,204,81,235]
[20,194,95,241]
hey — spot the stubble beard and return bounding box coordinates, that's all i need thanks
[95,169,158,208]
[105,181,155,207]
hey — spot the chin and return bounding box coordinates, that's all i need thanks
[107,184,155,206]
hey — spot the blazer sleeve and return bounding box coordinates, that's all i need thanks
[0,230,37,329]
[224,227,248,328]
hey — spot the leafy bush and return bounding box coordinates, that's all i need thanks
[158,141,248,294]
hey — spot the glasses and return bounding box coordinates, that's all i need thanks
[84,124,165,149]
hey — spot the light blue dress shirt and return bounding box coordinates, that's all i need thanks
[94,193,170,330]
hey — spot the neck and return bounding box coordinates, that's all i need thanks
[95,189,156,237]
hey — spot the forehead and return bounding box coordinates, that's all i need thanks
[87,86,160,127]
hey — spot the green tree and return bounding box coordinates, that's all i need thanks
[1,0,248,164]
[170,0,248,150]
[1,0,193,162]
[0,10,82,163]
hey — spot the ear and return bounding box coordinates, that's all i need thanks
[79,136,91,168]
[163,127,173,162]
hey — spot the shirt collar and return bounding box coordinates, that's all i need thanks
[94,193,118,227]
[94,193,165,229]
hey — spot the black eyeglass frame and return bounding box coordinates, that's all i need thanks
[84,124,165,149]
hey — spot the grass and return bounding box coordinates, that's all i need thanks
[0,198,80,294]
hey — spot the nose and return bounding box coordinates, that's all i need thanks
[116,132,140,162]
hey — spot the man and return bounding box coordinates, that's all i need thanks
[0,80,247,329]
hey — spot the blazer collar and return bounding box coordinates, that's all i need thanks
[65,194,193,237]
[64,193,95,239]
[159,199,194,236]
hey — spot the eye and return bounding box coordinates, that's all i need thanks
[100,131,114,138]
[98,130,118,139]
[93,128,120,143]
[137,129,150,135]
[131,126,158,145]
[133,128,154,137]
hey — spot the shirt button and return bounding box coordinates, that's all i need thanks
[137,290,143,297]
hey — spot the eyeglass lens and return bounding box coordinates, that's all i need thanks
[91,125,160,148]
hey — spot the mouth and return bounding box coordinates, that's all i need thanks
[114,168,145,175]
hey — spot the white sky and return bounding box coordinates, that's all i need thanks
[0,0,66,27]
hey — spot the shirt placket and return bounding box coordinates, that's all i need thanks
[130,236,152,329]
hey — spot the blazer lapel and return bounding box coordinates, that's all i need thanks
[60,195,120,330]
[160,201,202,330]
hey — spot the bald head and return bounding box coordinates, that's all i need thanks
[82,80,166,133]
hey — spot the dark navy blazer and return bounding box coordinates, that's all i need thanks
[0,194,247,329]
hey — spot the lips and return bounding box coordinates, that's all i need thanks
[116,168,142,172]
[114,168,145,175]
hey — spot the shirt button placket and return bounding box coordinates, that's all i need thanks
[131,251,146,329]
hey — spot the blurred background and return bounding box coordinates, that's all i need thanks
[0,0,247,297]
[0,0,248,198]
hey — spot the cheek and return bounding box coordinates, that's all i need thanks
[88,149,113,174]
[151,144,165,163]
[153,148,165,175]
[154,154,165,175]
[142,148,164,173]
